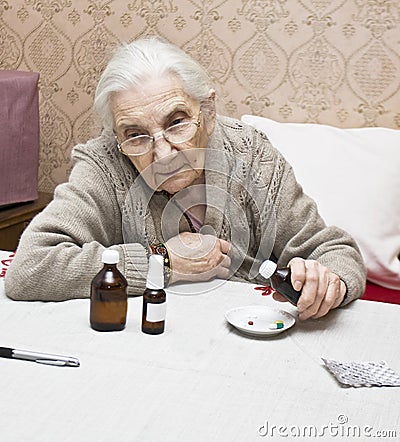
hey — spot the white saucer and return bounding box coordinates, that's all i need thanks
[225,305,296,337]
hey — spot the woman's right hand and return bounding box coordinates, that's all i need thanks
[166,232,231,283]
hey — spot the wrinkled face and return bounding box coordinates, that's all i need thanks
[111,74,215,194]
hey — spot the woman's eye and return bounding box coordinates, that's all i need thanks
[169,118,185,127]
[126,131,144,139]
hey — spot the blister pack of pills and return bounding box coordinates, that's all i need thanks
[322,358,400,387]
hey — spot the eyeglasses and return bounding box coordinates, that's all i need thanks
[116,111,202,157]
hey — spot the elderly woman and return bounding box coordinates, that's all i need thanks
[5,38,366,319]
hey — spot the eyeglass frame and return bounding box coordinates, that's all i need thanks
[115,111,202,157]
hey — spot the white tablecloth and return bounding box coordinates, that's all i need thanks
[0,261,399,441]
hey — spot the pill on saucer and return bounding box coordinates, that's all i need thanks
[269,320,284,330]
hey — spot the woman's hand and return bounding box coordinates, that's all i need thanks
[273,257,346,320]
[166,232,231,283]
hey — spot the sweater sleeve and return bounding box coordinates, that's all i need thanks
[271,160,367,305]
[5,139,149,301]
[210,118,366,306]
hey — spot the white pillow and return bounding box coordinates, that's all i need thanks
[241,114,400,290]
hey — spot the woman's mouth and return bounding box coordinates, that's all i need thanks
[156,164,187,177]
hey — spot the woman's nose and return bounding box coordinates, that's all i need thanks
[153,132,176,161]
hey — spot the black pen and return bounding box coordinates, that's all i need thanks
[0,346,80,367]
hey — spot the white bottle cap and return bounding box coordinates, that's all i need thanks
[146,254,164,290]
[259,260,277,279]
[102,249,119,264]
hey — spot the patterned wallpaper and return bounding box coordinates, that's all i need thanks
[1,0,400,191]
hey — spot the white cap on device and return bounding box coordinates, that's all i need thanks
[146,254,164,290]
[101,249,119,264]
[259,260,278,279]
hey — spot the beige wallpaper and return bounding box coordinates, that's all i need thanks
[1,0,400,192]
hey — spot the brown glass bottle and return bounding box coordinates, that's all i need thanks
[142,254,166,335]
[259,260,301,306]
[90,249,128,332]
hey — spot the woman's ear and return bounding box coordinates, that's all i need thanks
[204,89,216,135]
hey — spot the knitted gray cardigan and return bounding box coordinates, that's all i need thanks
[5,116,366,301]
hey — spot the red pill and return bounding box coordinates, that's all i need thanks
[248,321,254,325]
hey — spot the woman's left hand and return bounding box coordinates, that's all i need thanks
[273,257,347,320]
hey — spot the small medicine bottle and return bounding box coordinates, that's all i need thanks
[90,249,128,332]
[259,260,301,306]
[142,254,167,335]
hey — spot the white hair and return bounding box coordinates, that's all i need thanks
[94,37,213,130]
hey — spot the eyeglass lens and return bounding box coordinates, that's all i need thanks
[120,120,199,155]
